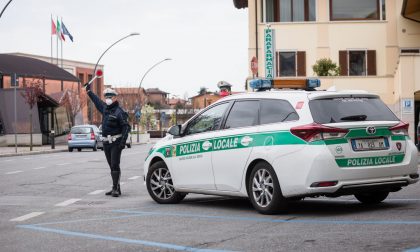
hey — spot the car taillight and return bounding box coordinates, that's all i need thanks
[90,132,95,140]
[389,122,409,136]
[290,123,348,142]
[67,134,72,141]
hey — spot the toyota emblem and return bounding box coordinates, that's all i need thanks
[366,126,376,135]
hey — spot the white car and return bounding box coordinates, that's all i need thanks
[144,86,419,214]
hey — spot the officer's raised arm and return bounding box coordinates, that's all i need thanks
[85,84,105,114]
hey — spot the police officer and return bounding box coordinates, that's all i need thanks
[85,85,131,197]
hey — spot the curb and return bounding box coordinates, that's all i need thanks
[0,148,68,158]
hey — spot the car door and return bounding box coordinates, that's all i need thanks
[171,102,230,190]
[211,100,260,192]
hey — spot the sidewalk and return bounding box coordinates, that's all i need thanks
[0,144,68,158]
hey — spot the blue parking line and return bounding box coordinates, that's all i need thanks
[17,225,236,252]
[406,247,420,252]
[113,209,420,225]
[29,213,151,226]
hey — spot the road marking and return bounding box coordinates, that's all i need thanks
[17,225,232,252]
[88,190,106,195]
[3,159,14,162]
[33,166,47,170]
[57,163,71,166]
[10,212,44,222]
[23,157,32,160]
[120,182,126,185]
[6,171,23,175]
[128,176,141,180]
[113,209,420,225]
[55,199,81,207]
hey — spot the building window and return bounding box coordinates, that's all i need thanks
[78,73,84,83]
[330,0,386,21]
[339,50,377,76]
[276,51,306,77]
[263,0,316,22]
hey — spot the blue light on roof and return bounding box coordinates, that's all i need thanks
[249,79,273,90]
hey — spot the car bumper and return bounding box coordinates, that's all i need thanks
[68,140,96,148]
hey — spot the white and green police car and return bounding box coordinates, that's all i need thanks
[144,80,419,214]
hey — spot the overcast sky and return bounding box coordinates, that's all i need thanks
[0,0,248,98]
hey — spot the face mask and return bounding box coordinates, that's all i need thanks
[105,98,113,105]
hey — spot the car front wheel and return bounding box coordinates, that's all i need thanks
[248,162,288,214]
[146,161,186,204]
[354,191,389,204]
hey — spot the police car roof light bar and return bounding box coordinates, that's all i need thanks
[250,78,321,91]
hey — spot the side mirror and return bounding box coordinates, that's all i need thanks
[167,125,181,136]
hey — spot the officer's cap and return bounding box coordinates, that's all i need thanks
[103,88,118,97]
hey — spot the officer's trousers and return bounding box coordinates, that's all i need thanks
[103,139,123,189]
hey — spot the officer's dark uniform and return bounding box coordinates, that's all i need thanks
[86,85,131,197]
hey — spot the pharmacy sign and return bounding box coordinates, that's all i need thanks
[264,29,275,79]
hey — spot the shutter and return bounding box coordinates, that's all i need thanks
[297,51,306,76]
[367,50,377,76]
[339,50,348,76]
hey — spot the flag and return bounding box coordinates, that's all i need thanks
[51,18,57,35]
[61,21,73,42]
[56,18,65,41]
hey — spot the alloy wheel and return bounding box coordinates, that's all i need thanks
[150,168,175,200]
[252,168,274,207]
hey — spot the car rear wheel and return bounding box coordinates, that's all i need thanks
[93,142,97,151]
[354,191,389,204]
[126,143,131,148]
[146,161,186,204]
[68,147,73,152]
[77,148,81,152]
[248,162,288,214]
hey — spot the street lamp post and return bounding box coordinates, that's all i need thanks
[137,58,172,142]
[0,0,13,20]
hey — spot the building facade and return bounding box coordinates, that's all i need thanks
[10,53,105,125]
[234,0,420,141]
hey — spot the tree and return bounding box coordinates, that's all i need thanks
[60,88,87,126]
[312,58,340,76]
[139,104,155,132]
[21,77,45,151]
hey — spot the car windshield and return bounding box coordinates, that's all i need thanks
[309,97,398,124]
[71,127,92,134]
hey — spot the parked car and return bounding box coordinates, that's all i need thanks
[98,125,132,148]
[144,85,419,214]
[67,125,103,152]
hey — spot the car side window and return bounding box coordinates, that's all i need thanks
[224,100,259,129]
[186,103,229,135]
[260,99,299,124]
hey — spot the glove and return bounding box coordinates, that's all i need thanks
[118,143,125,150]
[84,83,91,92]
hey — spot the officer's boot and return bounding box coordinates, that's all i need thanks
[111,171,121,197]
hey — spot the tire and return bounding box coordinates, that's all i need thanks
[248,162,288,214]
[77,148,81,152]
[68,147,73,152]
[354,191,389,204]
[93,142,97,151]
[146,161,186,204]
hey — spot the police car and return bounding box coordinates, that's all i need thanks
[144,79,419,214]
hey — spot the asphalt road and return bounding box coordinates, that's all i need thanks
[1,144,420,252]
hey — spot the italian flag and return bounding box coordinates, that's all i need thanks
[56,18,65,41]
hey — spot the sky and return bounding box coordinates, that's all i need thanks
[0,0,249,99]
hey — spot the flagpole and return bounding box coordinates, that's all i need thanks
[50,14,53,64]
[56,17,58,66]
[61,17,63,68]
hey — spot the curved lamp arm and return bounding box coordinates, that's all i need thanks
[0,0,13,19]
[91,32,140,80]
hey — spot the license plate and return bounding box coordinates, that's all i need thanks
[351,138,389,151]
[76,134,87,139]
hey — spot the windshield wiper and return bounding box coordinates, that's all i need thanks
[340,115,367,121]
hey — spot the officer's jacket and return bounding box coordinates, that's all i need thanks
[87,91,131,143]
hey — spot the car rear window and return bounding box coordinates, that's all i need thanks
[71,127,92,134]
[309,97,398,123]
